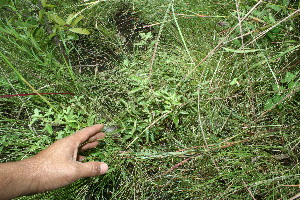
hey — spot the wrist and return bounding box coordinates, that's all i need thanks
[0,159,37,199]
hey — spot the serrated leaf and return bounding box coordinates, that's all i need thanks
[69,28,90,35]
[51,14,66,26]
[71,15,84,27]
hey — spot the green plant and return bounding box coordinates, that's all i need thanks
[1,0,300,199]
[39,0,90,37]
[264,71,299,110]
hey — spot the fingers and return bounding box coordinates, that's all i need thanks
[79,132,105,151]
[88,132,105,142]
[77,155,85,162]
[72,124,105,144]
[78,162,108,178]
[80,140,99,151]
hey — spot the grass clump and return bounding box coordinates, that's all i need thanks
[0,0,299,199]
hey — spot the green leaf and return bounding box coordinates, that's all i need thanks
[266,4,282,12]
[44,124,53,134]
[69,28,90,35]
[223,48,263,53]
[272,84,284,92]
[51,14,66,26]
[288,81,300,89]
[38,10,45,21]
[13,21,39,28]
[41,0,47,7]
[45,4,55,8]
[71,15,84,27]
[66,34,79,40]
[123,59,129,66]
[66,13,75,24]
[268,13,276,23]
[129,87,144,94]
[282,72,296,83]
[179,111,189,115]
[0,0,11,7]
[264,95,283,110]
[230,78,239,85]
[264,98,274,110]
[272,95,283,109]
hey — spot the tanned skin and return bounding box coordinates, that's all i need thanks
[0,124,108,200]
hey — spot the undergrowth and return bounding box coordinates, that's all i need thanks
[0,0,299,199]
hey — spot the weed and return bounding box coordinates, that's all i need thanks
[0,0,299,199]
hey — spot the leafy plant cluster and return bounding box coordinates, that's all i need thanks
[0,0,299,199]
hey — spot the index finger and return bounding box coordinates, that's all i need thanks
[72,124,105,143]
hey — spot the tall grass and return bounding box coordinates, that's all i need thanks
[0,0,299,199]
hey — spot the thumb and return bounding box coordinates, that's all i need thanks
[78,161,108,178]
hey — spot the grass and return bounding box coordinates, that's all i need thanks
[0,0,299,199]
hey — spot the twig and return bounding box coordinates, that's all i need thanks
[242,179,257,200]
[163,139,250,175]
[149,1,172,89]
[197,86,220,171]
[289,192,300,200]
[246,9,300,46]
[163,157,193,175]
[177,0,264,86]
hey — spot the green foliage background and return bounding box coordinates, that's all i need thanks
[0,0,299,199]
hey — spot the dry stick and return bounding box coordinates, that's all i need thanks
[149,1,172,89]
[197,87,220,172]
[235,0,244,49]
[247,9,300,46]
[284,184,300,187]
[163,139,250,175]
[177,0,264,86]
[289,192,300,200]
[162,89,300,175]
[224,9,300,45]
[163,157,194,175]
[235,0,257,121]
[128,84,297,149]
[242,179,257,200]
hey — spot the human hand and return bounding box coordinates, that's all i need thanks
[22,124,108,194]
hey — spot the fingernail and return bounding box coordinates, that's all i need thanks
[99,163,109,174]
